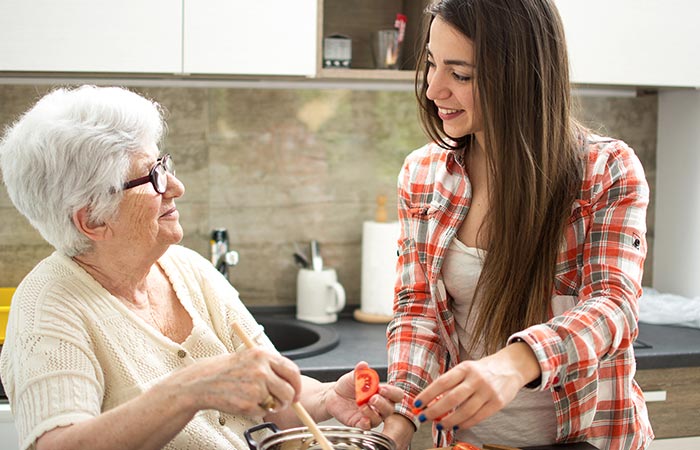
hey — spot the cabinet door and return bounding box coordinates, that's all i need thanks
[183,0,317,76]
[636,367,700,438]
[0,0,182,73]
[555,0,700,87]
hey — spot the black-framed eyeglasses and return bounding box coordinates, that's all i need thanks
[122,154,175,194]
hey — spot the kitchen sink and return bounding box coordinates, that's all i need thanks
[633,339,652,349]
[254,317,340,360]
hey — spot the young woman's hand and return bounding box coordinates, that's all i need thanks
[412,342,540,431]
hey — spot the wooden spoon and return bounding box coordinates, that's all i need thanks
[231,322,334,450]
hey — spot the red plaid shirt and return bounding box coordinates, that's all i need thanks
[387,135,653,450]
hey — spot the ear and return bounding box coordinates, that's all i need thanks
[72,207,112,242]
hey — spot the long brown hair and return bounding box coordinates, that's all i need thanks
[416,0,584,354]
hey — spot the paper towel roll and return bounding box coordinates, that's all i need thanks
[361,221,400,317]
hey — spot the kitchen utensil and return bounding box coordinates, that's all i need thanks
[323,34,352,68]
[231,322,334,450]
[310,240,323,272]
[245,422,396,450]
[293,251,310,269]
[296,268,346,324]
[373,29,399,69]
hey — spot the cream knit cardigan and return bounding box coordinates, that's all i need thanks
[0,245,275,450]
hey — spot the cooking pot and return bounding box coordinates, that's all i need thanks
[244,422,396,450]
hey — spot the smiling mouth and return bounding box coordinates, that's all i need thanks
[437,107,463,120]
[438,107,460,114]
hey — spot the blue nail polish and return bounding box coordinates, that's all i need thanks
[453,425,459,431]
[436,423,443,431]
[414,399,423,408]
[418,414,426,423]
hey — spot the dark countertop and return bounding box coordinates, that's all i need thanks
[292,317,392,382]
[635,322,700,369]
[282,313,700,382]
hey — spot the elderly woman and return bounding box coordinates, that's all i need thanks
[0,85,403,450]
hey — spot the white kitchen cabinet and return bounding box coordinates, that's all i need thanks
[319,0,700,88]
[554,0,700,87]
[0,404,18,450]
[0,0,182,73]
[183,0,317,76]
[0,0,697,87]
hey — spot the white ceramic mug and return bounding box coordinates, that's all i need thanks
[296,268,346,324]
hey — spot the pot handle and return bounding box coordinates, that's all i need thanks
[244,422,281,450]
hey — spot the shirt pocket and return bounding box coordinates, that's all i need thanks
[406,202,442,242]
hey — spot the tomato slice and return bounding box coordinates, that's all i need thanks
[354,367,380,406]
[453,442,480,450]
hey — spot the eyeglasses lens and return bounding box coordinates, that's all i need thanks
[154,165,167,193]
[163,155,174,175]
[153,155,174,194]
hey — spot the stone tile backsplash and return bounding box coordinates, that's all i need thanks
[0,84,657,307]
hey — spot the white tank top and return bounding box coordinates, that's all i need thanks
[441,237,558,447]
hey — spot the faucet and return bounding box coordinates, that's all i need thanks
[210,228,239,279]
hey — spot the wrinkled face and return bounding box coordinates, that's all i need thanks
[109,143,185,253]
[426,16,482,141]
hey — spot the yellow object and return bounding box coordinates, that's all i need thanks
[0,287,15,344]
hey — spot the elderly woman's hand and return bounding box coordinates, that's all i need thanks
[325,361,405,430]
[172,347,302,417]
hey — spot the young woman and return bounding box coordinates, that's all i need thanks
[381,1,653,449]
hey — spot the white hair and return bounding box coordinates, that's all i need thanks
[0,85,165,256]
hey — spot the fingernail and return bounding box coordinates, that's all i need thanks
[453,425,459,431]
[418,414,427,423]
[436,423,443,431]
[414,399,423,408]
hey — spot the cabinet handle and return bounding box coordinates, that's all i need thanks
[642,390,667,402]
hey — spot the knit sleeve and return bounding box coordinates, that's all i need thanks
[5,285,103,450]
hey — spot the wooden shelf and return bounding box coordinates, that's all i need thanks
[318,0,430,81]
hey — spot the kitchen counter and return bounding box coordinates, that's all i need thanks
[635,323,700,369]
[291,316,392,382]
[280,312,700,381]
[2,315,698,396]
